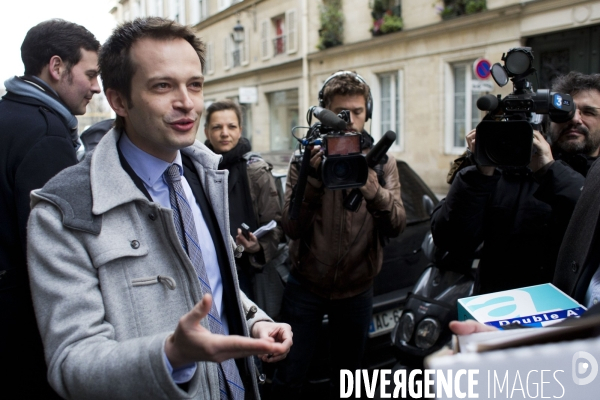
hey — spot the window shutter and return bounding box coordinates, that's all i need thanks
[178,0,186,24]
[218,0,229,11]
[224,37,230,70]
[242,29,249,65]
[260,20,269,60]
[169,0,177,20]
[206,42,214,74]
[147,0,156,16]
[190,0,200,25]
[286,10,297,54]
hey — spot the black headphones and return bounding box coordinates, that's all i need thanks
[317,71,373,122]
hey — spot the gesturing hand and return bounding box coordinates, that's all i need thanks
[164,294,290,369]
[251,321,293,362]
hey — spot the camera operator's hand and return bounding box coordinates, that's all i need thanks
[306,145,324,188]
[529,130,554,173]
[466,129,495,176]
[360,168,380,201]
[309,145,323,170]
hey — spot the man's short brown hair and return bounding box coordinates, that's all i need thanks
[320,71,371,110]
[99,17,205,129]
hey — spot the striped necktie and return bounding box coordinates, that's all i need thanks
[164,164,245,400]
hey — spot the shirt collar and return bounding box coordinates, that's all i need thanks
[118,132,183,188]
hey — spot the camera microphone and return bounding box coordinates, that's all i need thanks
[313,107,348,131]
[366,130,396,167]
[477,94,499,111]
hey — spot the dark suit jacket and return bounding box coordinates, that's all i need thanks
[554,158,600,303]
[0,89,77,399]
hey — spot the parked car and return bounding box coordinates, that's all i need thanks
[264,160,440,397]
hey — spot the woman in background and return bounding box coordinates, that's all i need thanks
[204,99,283,300]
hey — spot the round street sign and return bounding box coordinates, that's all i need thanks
[473,58,491,80]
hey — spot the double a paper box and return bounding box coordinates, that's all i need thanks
[458,283,586,328]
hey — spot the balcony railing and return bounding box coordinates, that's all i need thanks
[273,35,286,56]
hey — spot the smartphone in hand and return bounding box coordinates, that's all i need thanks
[241,223,250,240]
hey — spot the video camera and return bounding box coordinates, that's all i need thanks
[299,106,368,190]
[289,106,396,219]
[475,47,576,167]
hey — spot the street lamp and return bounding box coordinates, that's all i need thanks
[232,21,244,43]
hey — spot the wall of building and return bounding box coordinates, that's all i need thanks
[110,0,600,193]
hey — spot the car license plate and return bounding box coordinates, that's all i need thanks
[368,307,403,337]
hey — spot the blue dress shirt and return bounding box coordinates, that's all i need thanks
[119,133,228,382]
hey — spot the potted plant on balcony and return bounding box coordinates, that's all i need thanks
[318,0,344,50]
[438,0,486,20]
[371,0,403,36]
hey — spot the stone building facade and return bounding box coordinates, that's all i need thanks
[110,0,600,192]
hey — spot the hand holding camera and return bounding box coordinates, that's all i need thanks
[529,130,554,173]
[467,129,496,176]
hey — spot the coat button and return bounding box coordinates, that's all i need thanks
[130,240,140,249]
[571,261,579,273]
[148,213,156,221]
[246,305,257,320]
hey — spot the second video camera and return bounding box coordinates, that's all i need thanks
[475,47,575,167]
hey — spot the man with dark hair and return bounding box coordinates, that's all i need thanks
[0,19,100,398]
[272,71,406,398]
[26,17,291,399]
[431,71,600,294]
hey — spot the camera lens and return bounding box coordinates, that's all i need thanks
[332,160,351,179]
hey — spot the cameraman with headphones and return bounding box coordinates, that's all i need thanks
[272,71,406,398]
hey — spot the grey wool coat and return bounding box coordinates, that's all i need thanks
[27,129,271,399]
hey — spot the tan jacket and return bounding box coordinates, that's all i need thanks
[245,156,284,267]
[282,154,406,299]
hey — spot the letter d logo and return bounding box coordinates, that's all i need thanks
[572,351,599,385]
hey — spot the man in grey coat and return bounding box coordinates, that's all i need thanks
[26,17,292,400]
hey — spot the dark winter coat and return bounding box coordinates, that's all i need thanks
[0,90,77,398]
[431,160,587,294]
[554,158,600,303]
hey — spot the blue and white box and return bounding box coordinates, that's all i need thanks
[458,283,586,328]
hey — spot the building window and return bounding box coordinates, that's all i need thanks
[232,44,241,68]
[446,61,480,153]
[272,16,286,56]
[228,97,253,143]
[268,89,299,151]
[218,0,231,11]
[170,0,185,24]
[190,0,207,25]
[260,20,270,60]
[223,36,231,70]
[131,0,142,19]
[286,10,297,54]
[378,71,403,148]
[205,42,214,74]
[149,0,164,17]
